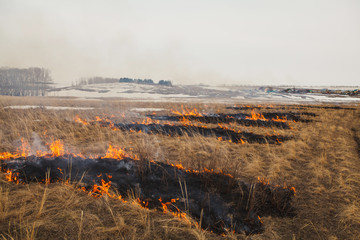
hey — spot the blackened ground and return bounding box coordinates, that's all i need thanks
[113,123,291,144]
[148,114,291,129]
[226,106,269,110]
[226,104,356,111]
[148,113,314,127]
[302,105,356,110]
[1,156,296,235]
[262,112,315,122]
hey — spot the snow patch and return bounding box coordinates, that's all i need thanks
[4,105,94,110]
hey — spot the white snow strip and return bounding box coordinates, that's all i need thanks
[4,105,94,110]
[130,108,166,112]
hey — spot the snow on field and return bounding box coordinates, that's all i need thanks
[130,108,166,112]
[3,105,94,110]
[51,83,195,99]
[48,83,360,104]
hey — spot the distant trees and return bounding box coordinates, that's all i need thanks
[119,77,134,83]
[76,76,172,87]
[119,78,154,85]
[119,77,172,86]
[158,80,172,86]
[86,77,119,85]
[0,67,53,96]
[74,77,119,86]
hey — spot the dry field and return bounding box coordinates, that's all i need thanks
[0,96,359,239]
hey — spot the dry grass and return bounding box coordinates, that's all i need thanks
[0,96,360,239]
[0,176,214,240]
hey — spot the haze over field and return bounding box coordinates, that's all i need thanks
[1,0,359,86]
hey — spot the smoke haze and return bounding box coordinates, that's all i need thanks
[1,0,359,86]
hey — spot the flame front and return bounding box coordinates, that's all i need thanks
[49,140,65,157]
[246,110,268,121]
[257,177,296,195]
[0,138,30,160]
[271,115,288,122]
[171,105,203,117]
[74,115,89,125]
[158,197,190,223]
[18,138,30,157]
[91,178,115,198]
[102,144,128,160]
[0,152,19,160]
[5,169,20,184]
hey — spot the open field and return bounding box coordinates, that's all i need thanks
[50,82,360,104]
[0,96,360,239]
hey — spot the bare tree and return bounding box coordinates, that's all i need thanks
[0,67,53,96]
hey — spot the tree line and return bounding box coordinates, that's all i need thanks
[75,77,172,86]
[119,77,172,86]
[0,67,53,96]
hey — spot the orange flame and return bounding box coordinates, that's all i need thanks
[18,138,30,157]
[102,144,128,160]
[91,178,115,198]
[271,115,288,122]
[257,177,296,195]
[158,197,190,223]
[142,117,159,125]
[0,138,30,160]
[170,163,185,170]
[74,115,89,125]
[217,123,241,133]
[5,169,20,184]
[179,117,192,126]
[171,105,203,117]
[0,152,19,160]
[246,110,267,121]
[49,140,65,157]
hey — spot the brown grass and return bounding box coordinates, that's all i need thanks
[0,96,360,239]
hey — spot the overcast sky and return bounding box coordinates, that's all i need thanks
[1,0,359,86]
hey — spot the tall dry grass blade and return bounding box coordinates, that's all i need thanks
[0,233,14,240]
[184,180,189,214]
[37,170,49,217]
[178,177,186,211]
[199,208,204,229]
[78,210,83,240]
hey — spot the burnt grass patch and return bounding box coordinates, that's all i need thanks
[1,155,296,235]
[148,112,314,127]
[225,111,316,120]
[112,123,291,144]
[148,114,292,128]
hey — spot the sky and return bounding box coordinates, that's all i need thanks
[0,0,359,86]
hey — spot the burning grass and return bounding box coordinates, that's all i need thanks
[0,139,296,235]
[0,153,295,235]
[0,97,360,239]
[74,113,294,144]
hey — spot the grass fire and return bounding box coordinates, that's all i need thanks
[0,97,359,239]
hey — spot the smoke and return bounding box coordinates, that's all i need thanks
[1,0,360,86]
[30,132,47,155]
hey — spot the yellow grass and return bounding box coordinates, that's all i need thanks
[0,96,359,239]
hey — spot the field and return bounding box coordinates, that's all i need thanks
[0,96,359,239]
